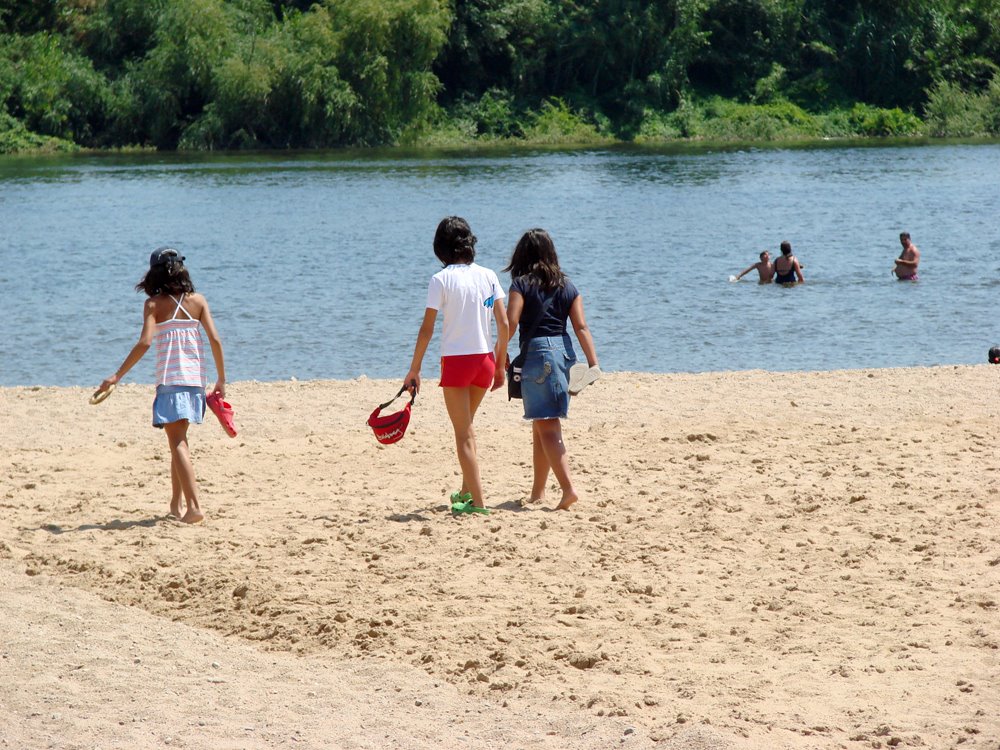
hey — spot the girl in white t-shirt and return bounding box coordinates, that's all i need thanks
[405,217,509,514]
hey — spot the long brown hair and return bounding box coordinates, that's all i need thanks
[504,228,565,291]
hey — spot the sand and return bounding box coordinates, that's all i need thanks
[1,367,998,749]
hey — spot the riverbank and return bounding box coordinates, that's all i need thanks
[2,368,998,749]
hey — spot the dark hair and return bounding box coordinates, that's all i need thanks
[759,251,769,260]
[780,240,792,256]
[433,216,477,265]
[136,256,195,297]
[900,231,910,241]
[504,228,566,291]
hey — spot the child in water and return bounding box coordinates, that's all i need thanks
[404,217,509,514]
[93,248,227,523]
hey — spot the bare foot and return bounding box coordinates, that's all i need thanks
[555,491,578,511]
[168,500,183,518]
[180,509,204,524]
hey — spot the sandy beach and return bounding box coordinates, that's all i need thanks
[1,367,998,749]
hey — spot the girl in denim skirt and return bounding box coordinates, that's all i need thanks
[93,248,227,524]
[504,229,599,511]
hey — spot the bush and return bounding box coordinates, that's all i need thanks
[0,111,76,153]
[924,80,987,137]
[846,103,923,137]
[694,97,821,141]
[0,32,110,143]
[633,109,683,142]
[467,88,522,139]
[522,98,608,144]
[984,76,1000,135]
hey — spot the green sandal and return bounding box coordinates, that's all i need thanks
[450,492,472,514]
[452,499,490,515]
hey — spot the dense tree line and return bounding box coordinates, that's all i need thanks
[2,0,999,152]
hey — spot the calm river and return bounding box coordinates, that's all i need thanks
[1,142,999,386]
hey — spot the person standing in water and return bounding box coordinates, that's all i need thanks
[893,232,920,280]
[734,251,775,283]
[774,241,804,284]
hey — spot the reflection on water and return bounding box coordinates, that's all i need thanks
[2,142,1000,386]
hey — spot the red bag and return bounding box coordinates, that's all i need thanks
[366,385,416,444]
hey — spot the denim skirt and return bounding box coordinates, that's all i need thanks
[152,385,206,428]
[520,334,577,420]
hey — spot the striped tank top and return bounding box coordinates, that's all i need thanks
[155,294,205,387]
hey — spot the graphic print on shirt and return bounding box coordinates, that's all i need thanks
[483,293,495,308]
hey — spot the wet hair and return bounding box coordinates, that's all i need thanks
[900,231,910,241]
[780,241,792,256]
[504,228,566,291]
[433,216,477,265]
[135,255,195,297]
[759,251,769,260]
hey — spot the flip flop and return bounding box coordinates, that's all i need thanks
[206,392,238,437]
[450,491,472,503]
[568,364,602,396]
[89,384,115,405]
[451,499,490,515]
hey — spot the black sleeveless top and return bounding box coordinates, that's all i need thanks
[774,257,797,283]
[510,276,579,344]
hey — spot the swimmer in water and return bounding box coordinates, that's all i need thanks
[893,232,920,280]
[734,251,775,283]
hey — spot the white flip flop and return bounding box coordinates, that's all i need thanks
[89,384,115,405]
[568,364,601,396]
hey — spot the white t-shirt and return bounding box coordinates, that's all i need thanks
[426,263,505,357]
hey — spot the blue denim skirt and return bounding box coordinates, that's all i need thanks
[152,385,206,428]
[520,335,577,420]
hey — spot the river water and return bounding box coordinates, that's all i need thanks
[1,142,999,387]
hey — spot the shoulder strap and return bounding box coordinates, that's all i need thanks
[168,293,196,321]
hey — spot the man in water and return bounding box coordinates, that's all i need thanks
[894,232,920,280]
[734,251,775,283]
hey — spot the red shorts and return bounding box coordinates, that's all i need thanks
[440,353,496,389]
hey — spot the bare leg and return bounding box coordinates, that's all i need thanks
[534,418,577,510]
[169,453,183,517]
[163,420,204,524]
[442,386,488,508]
[530,421,550,502]
[455,386,489,497]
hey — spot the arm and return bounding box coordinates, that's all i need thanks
[198,295,227,398]
[506,290,524,346]
[568,296,599,368]
[794,259,805,282]
[490,299,509,392]
[97,299,157,393]
[405,308,437,395]
[735,264,755,280]
[894,256,918,267]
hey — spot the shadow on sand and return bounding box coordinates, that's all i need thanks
[38,516,174,534]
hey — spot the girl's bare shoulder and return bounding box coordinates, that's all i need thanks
[184,292,210,318]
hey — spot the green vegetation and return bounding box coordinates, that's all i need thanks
[2,0,1000,153]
